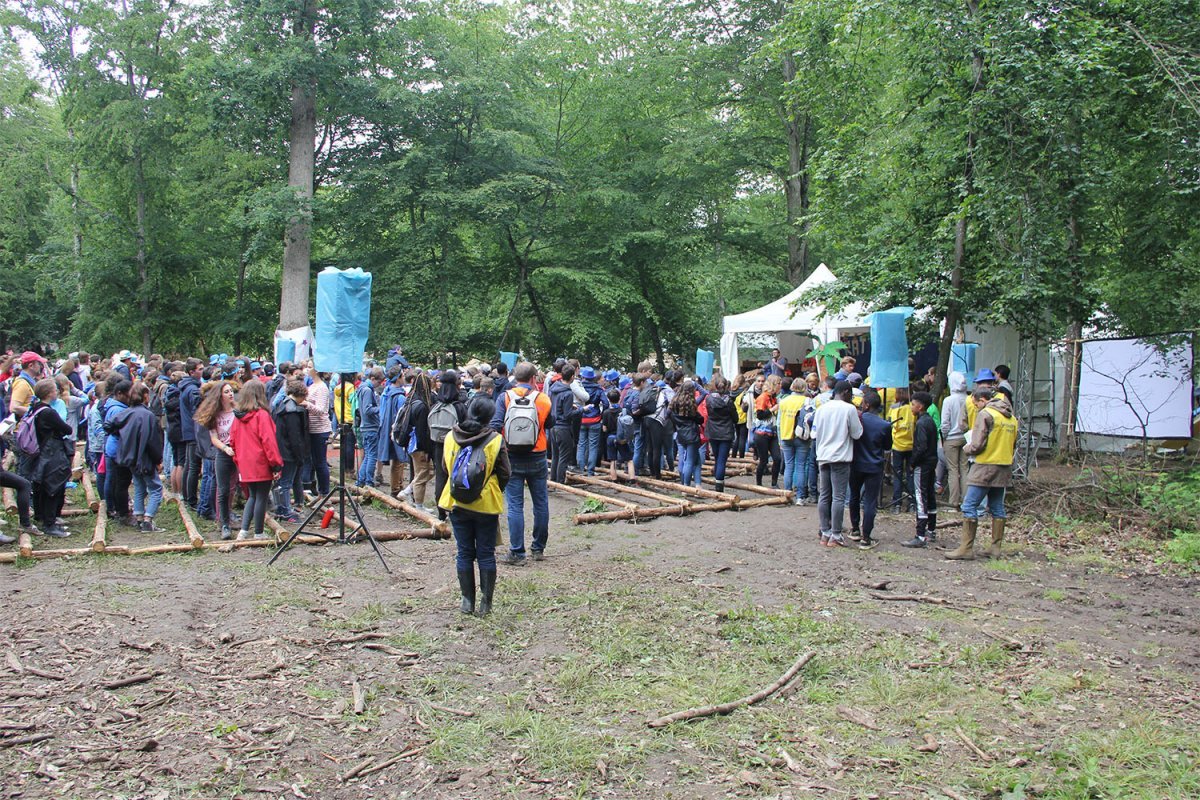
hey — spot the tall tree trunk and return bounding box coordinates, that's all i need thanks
[134,149,150,355]
[932,4,983,401]
[779,54,811,287]
[279,1,317,331]
[1060,204,1085,457]
[629,312,640,371]
[234,206,250,355]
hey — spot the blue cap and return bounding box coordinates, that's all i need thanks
[219,353,229,361]
[603,369,620,382]
[209,354,220,365]
[655,380,666,388]
[250,361,262,370]
[619,377,632,390]
[580,366,596,380]
[974,368,997,383]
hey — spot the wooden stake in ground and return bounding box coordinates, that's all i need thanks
[81,471,100,512]
[173,497,205,549]
[2,487,13,513]
[646,651,815,728]
[91,501,107,552]
[18,531,33,559]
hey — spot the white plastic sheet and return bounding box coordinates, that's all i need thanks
[1076,337,1194,438]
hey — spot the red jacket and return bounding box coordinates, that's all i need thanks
[230,408,283,482]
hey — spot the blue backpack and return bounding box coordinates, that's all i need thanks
[450,436,494,503]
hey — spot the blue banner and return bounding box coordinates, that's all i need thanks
[314,267,372,374]
[867,307,914,388]
[695,348,715,382]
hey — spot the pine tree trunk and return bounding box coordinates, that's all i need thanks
[135,149,150,355]
[279,1,318,331]
[779,54,811,287]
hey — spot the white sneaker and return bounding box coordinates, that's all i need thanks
[235,530,250,541]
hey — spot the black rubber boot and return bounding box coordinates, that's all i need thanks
[457,569,476,615]
[477,569,496,617]
[714,481,724,494]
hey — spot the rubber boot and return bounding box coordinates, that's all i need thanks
[945,518,977,560]
[457,569,476,615]
[477,569,496,617]
[988,517,1006,558]
[714,481,724,494]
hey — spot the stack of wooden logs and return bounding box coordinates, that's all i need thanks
[558,472,792,524]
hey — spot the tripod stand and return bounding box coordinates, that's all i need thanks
[269,373,390,572]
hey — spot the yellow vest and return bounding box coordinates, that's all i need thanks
[734,391,748,424]
[438,432,505,515]
[777,393,808,440]
[887,404,915,451]
[966,400,978,433]
[976,407,1018,465]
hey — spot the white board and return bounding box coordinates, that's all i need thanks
[1076,337,1194,438]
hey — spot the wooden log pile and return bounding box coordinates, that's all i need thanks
[565,473,791,524]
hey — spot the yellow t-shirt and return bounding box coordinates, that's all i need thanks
[887,403,915,452]
[9,374,34,415]
[777,393,809,440]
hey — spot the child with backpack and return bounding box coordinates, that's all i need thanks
[24,379,75,537]
[603,389,634,479]
[272,378,310,525]
[113,382,166,533]
[440,395,510,616]
[777,378,815,501]
[574,366,609,476]
[102,379,135,525]
[429,370,467,521]
[393,372,435,509]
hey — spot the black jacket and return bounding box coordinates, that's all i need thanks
[911,412,939,468]
[704,392,736,442]
[852,411,892,475]
[113,405,164,476]
[403,396,434,456]
[32,402,75,488]
[548,380,577,429]
[670,411,704,446]
[274,397,310,465]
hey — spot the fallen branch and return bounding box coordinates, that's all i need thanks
[426,702,473,717]
[354,745,425,778]
[102,672,158,691]
[836,705,881,730]
[869,593,955,606]
[646,651,815,728]
[352,680,366,715]
[0,733,52,748]
[954,725,992,761]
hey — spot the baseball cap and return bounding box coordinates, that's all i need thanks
[19,351,47,365]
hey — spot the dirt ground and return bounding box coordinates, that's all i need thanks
[2,465,1197,799]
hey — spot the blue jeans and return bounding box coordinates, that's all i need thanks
[633,423,645,471]
[962,485,1007,519]
[849,470,883,537]
[710,440,732,483]
[356,429,380,486]
[780,439,804,492]
[306,431,331,494]
[131,472,163,518]
[197,458,215,518]
[576,423,602,475]
[805,444,818,498]
[452,508,498,571]
[678,442,701,486]
[505,453,549,557]
[274,460,304,517]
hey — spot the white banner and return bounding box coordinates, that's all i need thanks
[1076,336,1194,438]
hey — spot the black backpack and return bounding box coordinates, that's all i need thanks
[163,384,183,442]
[391,398,414,448]
[450,434,495,503]
[637,385,660,417]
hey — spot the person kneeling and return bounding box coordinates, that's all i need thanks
[440,395,511,617]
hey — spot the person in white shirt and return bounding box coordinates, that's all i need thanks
[812,381,863,547]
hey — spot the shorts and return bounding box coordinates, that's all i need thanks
[171,441,188,463]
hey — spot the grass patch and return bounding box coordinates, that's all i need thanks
[1043,588,1067,602]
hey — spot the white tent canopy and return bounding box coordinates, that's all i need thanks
[719,264,869,376]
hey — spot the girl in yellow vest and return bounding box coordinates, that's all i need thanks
[439,395,511,616]
[948,387,1018,560]
[886,387,916,510]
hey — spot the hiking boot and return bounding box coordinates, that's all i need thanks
[499,552,526,567]
[220,526,234,541]
[18,524,40,537]
[946,519,976,560]
[139,519,165,533]
[714,481,725,494]
[900,535,927,548]
[477,569,496,616]
[457,569,476,614]
[988,517,1006,558]
[531,550,544,562]
[119,515,139,528]
[858,537,879,551]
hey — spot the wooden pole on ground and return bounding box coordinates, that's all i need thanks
[569,474,687,507]
[174,498,205,549]
[91,501,107,552]
[548,480,640,510]
[664,471,793,499]
[18,531,33,558]
[574,505,688,524]
[2,487,14,513]
[615,473,736,505]
[353,485,449,537]
[81,471,99,512]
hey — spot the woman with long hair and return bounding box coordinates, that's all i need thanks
[704,376,736,493]
[403,371,436,508]
[752,374,783,488]
[430,370,467,520]
[114,382,166,533]
[303,369,333,497]
[273,378,310,523]
[669,380,705,487]
[28,379,74,537]
[195,380,239,540]
[229,380,282,541]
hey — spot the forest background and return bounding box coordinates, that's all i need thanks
[1,0,1197,383]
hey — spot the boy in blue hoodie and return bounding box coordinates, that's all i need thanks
[574,367,609,476]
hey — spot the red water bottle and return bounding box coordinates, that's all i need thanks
[321,509,335,529]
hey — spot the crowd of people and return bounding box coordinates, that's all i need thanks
[0,345,1018,616]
